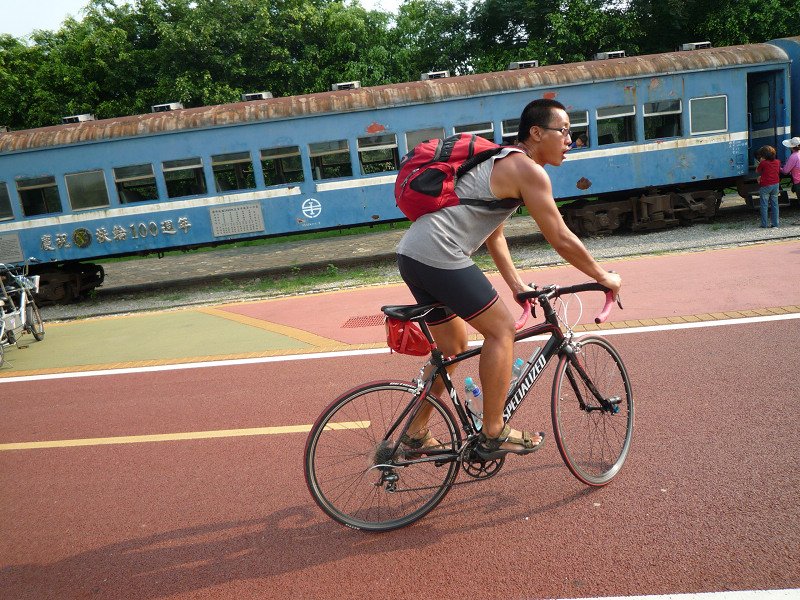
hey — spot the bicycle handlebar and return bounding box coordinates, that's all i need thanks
[514,282,622,328]
[513,300,532,330]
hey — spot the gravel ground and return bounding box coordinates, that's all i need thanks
[40,198,800,321]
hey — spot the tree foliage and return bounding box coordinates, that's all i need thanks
[1,0,797,129]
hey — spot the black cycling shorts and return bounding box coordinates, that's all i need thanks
[397,254,499,325]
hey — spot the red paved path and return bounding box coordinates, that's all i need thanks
[218,241,800,346]
[1,241,799,599]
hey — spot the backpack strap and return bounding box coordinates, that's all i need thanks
[458,197,523,209]
[456,147,505,178]
[456,144,523,210]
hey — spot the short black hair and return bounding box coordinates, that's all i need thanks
[517,98,567,142]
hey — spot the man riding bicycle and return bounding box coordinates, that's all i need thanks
[396,98,622,459]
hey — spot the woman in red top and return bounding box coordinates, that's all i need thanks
[756,145,781,228]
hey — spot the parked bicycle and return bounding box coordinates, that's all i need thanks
[304,282,633,531]
[0,259,45,367]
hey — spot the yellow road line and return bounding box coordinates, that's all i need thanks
[197,306,342,347]
[0,421,370,451]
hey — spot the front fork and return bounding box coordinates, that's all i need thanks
[562,342,621,413]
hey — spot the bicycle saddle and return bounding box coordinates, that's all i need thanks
[381,303,441,321]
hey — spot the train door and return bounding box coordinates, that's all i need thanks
[747,72,779,166]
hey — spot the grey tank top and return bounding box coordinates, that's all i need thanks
[396,146,524,269]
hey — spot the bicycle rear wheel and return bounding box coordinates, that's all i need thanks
[304,381,461,532]
[551,335,633,486]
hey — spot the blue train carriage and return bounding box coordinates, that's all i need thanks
[553,36,797,234]
[0,36,796,301]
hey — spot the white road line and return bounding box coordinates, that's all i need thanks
[557,589,800,600]
[1,312,798,384]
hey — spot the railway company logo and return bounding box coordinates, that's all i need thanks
[72,228,92,249]
[302,199,322,219]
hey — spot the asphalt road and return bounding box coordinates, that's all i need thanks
[1,320,798,599]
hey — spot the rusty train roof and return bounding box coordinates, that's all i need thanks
[1,38,795,155]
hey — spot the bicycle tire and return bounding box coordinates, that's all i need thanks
[304,381,461,532]
[26,301,44,341]
[551,335,634,486]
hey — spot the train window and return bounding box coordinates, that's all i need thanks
[644,100,682,140]
[261,146,304,185]
[16,176,62,217]
[65,170,110,211]
[114,164,159,203]
[501,119,520,144]
[596,105,635,145]
[163,157,207,198]
[357,134,399,175]
[750,82,770,125]
[689,95,727,135]
[0,182,12,220]
[567,111,589,148]
[309,140,353,180]
[406,127,445,151]
[212,151,256,192]
[454,122,494,141]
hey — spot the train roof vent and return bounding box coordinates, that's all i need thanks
[331,81,361,91]
[593,50,626,60]
[241,91,274,101]
[61,113,96,124]
[680,41,712,51]
[508,60,539,70]
[421,70,450,80]
[151,102,184,113]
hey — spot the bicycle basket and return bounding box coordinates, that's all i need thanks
[385,317,433,356]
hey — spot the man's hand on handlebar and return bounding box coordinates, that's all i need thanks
[597,271,622,299]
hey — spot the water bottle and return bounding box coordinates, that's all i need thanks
[509,357,525,391]
[464,377,483,430]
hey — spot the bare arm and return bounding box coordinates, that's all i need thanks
[485,224,528,298]
[490,154,621,294]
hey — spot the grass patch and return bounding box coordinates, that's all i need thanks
[202,260,402,298]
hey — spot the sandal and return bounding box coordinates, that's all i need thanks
[476,424,544,460]
[400,429,444,454]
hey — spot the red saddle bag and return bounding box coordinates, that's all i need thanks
[384,317,433,356]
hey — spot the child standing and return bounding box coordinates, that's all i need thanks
[756,145,780,228]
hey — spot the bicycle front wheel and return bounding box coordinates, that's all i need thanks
[26,301,44,341]
[552,336,634,486]
[304,381,461,532]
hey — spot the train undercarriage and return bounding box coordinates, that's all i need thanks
[561,189,723,236]
[30,262,105,305]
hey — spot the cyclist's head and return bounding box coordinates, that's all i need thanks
[517,99,567,142]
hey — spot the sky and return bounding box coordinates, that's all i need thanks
[0,0,403,39]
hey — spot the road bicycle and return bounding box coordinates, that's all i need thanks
[0,260,45,366]
[304,282,634,531]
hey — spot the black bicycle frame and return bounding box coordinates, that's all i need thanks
[385,290,614,460]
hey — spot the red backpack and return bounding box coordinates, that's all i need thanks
[394,133,523,221]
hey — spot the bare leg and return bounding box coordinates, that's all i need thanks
[406,317,468,443]
[467,300,543,449]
